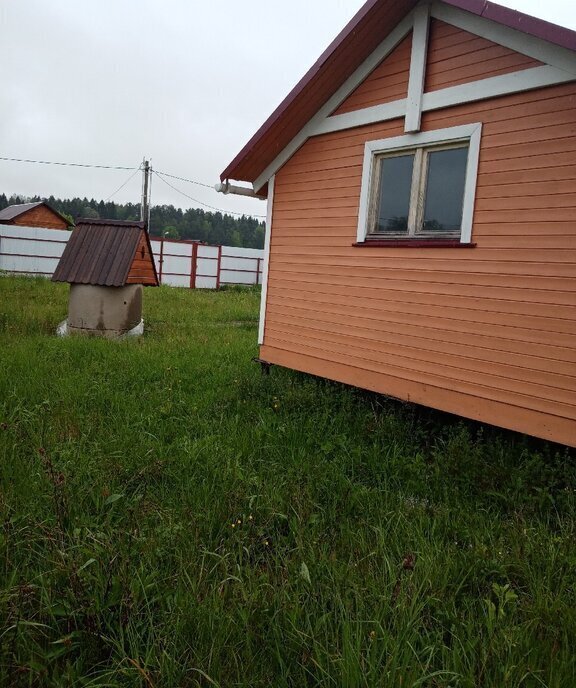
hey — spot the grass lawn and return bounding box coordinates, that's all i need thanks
[0,275,575,688]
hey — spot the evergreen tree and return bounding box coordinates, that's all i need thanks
[1,192,265,248]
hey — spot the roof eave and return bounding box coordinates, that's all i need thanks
[220,0,576,186]
[219,0,390,184]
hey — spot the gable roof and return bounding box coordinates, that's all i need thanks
[220,0,576,189]
[52,219,158,287]
[0,201,71,225]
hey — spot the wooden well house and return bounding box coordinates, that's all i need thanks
[52,219,158,337]
[219,0,576,447]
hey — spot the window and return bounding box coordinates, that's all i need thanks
[356,124,482,245]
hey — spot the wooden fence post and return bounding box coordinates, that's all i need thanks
[190,242,198,289]
[216,245,222,290]
[158,238,164,284]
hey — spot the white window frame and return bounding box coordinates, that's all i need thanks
[356,123,482,244]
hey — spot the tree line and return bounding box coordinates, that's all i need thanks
[0,193,265,249]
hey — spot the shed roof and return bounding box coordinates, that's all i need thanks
[52,219,158,287]
[0,201,71,225]
[220,0,576,189]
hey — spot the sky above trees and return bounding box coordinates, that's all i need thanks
[1,0,574,219]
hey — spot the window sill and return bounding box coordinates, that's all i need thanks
[353,239,476,248]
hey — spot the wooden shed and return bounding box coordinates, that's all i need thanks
[220,0,576,447]
[52,219,158,337]
[0,201,71,230]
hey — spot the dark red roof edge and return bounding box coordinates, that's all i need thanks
[220,0,576,185]
[219,0,383,183]
[450,0,576,51]
[75,218,146,229]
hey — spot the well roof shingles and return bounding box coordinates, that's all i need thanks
[52,219,150,287]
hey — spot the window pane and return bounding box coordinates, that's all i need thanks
[422,147,468,233]
[374,154,414,234]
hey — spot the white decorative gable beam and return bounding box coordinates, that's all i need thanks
[422,64,573,111]
[317,65,573,136]
[252,12,415,193]
[405,2,431,133]
[313,100,406,137]
[252,0,576,191]
[430,1,576,75]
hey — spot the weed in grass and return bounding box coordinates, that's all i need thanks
[0,275,575,687]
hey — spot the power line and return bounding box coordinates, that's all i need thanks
[153,169,213,189]
[0,154,266,219]
[105,166,143,201]
[1,156,218,192]
[153,170,266,219]
[0,155,137,171]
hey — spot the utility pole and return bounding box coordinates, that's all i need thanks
[141,158,150,230]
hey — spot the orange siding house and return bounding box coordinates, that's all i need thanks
[219,0,576,447]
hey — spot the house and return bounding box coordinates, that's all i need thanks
[219,0,576,447]
[52,219,158,337]
[0,201,72,230]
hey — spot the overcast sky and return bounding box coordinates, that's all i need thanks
[0,0,574,220]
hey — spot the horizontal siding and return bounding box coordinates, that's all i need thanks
[16,207,69,230]
[265,81,576,445]
[263,334,575,418]
[126,235,156,285]
[263,325,576,406]
[425,19,541,92]
[265,292,576,351]
[270,244,576,266]
[267,267,576,304]
[268,263,576,295]
[261,345,576,447]
[273,193,576,213]
[266,284,576,335]
[277,134,576,176]
[333,33,412,115]
[269,220,576,237]
[265,307,576,366]
[270,255,576,279]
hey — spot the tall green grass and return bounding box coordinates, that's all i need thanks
[1,275,574,687]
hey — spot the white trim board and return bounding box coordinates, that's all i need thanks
[355,123,482,244]
[258,174,275,345]
[313,100,406,136]
[421,64,573,111]
[405,2,430,133]
[315,65,573,136]
[251,12,415,193]
[430,2,576,76]
[249,0,576,190]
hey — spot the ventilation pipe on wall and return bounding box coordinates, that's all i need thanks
[215,180,265,199]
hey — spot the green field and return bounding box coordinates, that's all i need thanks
[1,275,575,687]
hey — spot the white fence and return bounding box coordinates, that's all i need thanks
[0,225,264,288]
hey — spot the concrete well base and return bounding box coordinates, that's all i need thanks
[67,284,143,338]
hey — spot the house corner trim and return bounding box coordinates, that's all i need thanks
[258,174,275,344]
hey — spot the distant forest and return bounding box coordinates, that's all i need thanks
[0,193,265,249]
